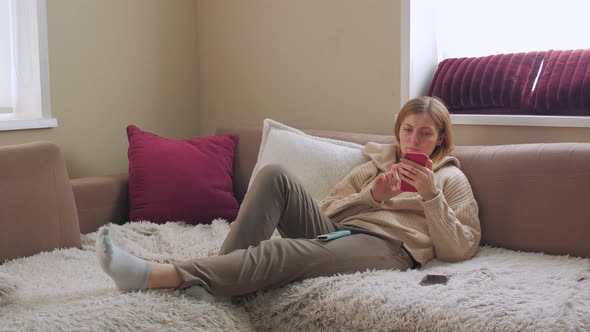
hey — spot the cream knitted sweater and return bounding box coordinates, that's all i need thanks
[320,142,481,265]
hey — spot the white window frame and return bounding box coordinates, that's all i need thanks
[401,0,590,128]
[0,0,56,131]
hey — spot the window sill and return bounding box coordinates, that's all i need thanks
[451,114,590,128]
[0,114,58,131]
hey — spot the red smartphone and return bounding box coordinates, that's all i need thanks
[400,152,430,192]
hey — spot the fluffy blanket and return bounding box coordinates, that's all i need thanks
[0,220,588,331]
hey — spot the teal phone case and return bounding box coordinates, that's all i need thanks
[317,230,351,241]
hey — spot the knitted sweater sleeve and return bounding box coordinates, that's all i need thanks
[320,161,383,217]
[422,168,481,261]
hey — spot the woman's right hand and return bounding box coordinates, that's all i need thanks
[370,165,402,203]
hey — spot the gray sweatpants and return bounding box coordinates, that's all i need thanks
[173,164,413,296]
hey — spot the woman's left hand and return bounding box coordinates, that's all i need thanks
[398,158,438,201]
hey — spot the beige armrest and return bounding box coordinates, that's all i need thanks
[0,142,81,262]
[71,174,129,234]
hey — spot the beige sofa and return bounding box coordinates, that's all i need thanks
[2,127,588,262]
[1,127,589,330]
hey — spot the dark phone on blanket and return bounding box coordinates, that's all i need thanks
[419,274,449,286]
[400,152,430,192]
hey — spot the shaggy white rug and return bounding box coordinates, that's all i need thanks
[1,220,589,331]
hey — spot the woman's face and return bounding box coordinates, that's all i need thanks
[398,112,443,156]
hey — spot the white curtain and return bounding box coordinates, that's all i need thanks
[0,0,12,112]
[434,0,590,61]
[0,0,41,117]
[12,0,42,118]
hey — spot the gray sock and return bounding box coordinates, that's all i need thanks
[95,227,150,291]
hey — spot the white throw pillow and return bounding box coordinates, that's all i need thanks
[249,119,368,201]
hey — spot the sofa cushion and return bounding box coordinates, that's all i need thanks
[0,142,81,262]
[248,119,367,201]
[452,143,590,258]
[126,125,239,224]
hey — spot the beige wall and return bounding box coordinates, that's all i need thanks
[196,0,590,144]
[0,0,200,178]
[196,0,402,136]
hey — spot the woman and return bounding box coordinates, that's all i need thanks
[96,96,481,297]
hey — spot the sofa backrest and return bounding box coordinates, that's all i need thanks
[216,127,590,259]
[71,174,129,234]
[0,142,81,262]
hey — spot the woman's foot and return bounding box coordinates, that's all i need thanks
[95,227,151,291]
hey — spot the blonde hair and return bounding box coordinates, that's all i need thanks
[394,96,454,164]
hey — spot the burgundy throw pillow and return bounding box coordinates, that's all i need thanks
[427,51,545,114]
[531,49,590,116]
[127,125,239,224]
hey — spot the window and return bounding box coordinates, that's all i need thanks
[434,0,590,61]
[0,0,56,131]
[405,0,590,127]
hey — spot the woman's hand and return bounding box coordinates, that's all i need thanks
[371,165,403,203]
[398,157,438,201]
